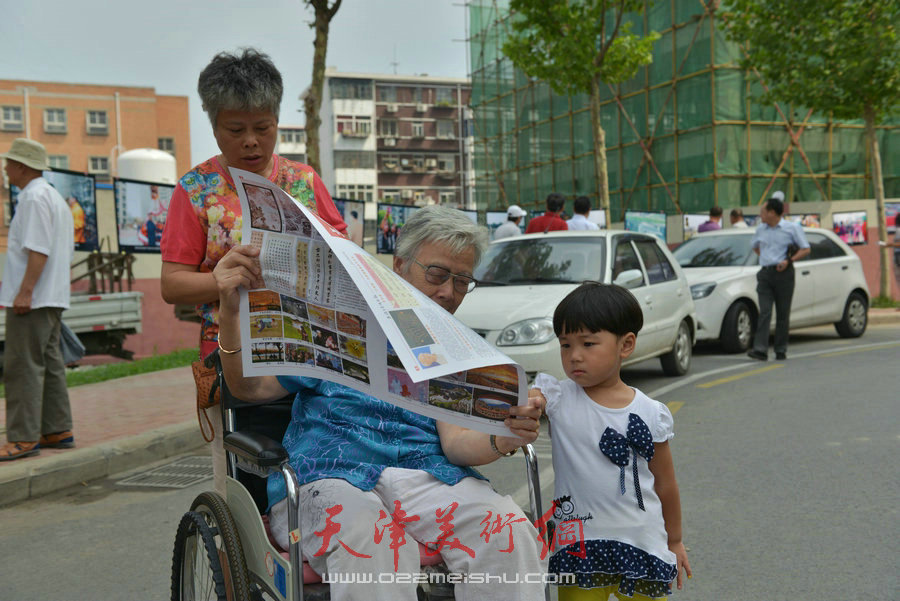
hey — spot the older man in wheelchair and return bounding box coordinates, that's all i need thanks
[177,206,547,600]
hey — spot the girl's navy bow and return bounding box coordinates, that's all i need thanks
[598,413,655,511]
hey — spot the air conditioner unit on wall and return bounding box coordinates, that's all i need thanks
[384,137,396,147]
[425,158,437,168]
[401,189,413,199]
[415,103,426,113]
[386,103,398,113]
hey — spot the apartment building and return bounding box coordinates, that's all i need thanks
[314,69,472,220]
[0,80,190,182]
[277,125,307,164]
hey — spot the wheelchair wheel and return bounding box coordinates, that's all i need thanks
[171,511,226,600]
[190,492,252,601]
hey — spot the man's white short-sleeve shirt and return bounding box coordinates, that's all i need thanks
[0,177,75,309]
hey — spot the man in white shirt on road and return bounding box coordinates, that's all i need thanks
[0,138,75,461]
[493,204,527,240]
[566,196,600,231]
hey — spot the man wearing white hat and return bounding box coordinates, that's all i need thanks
[493,204,527,240]
[0,138,75,461]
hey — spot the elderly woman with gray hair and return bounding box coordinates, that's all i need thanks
[160,48,346,495]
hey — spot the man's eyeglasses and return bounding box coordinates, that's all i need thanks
[413,259,478,293]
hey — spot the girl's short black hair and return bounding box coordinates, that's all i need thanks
[553,282,643,337]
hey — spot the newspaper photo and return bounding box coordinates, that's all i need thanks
[233,168,526,436]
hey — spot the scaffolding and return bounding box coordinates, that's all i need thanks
[467,0,899,220]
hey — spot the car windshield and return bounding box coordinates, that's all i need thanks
[673,234,756,267]
[475,238,605,285]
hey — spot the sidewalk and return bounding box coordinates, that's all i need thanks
[0,366,206,506]
[1,307,898,507]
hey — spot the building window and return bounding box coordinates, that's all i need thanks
[280,129,305,144]
[158,137,175,155]
[336,184,374,202]
[378,86,398,102]
[86,110,108,135]
[330,78,372,100]
[336,115,371,137]
[1,106,24,131]
[382,154,399,171]
[411,121,425,138]
[48,155,69,169]
[435,88,454,106]
[379,119,398,136]
[412,156,425,172]
[439,190,457,205]
[436,119,455,139]
[88,156,109,175]
[334,150,375,169]
[438,156,455,172]
[44,108,67,133]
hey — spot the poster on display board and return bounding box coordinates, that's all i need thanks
[886,202,900,232]
[832,210,867,245]
[624,210,667,240]
[785,213,821,228]
[682,213,709,239]
[332,198,365,247]
[113,178,174,253]
[376,203,420,254]
[9,169,99,252]
[587,210,607,229]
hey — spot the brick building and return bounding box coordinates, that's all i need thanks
[0,80,190,184]
[313,69,473,220]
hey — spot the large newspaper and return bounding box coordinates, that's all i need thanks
[234,168,525,436]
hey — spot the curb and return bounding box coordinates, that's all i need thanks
[0,421,207,507]
[868,309,900,326]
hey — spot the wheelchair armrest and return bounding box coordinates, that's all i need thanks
[223,430,289,468]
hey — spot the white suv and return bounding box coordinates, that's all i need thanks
[672,228,869,352]
[455,231,697,379]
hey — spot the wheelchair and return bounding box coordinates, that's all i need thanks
[170,350,549,601]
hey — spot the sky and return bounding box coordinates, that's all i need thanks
[0,0,470,165]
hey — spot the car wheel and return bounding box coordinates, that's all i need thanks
[720,301,754,353]
[660,320,692,377]
[834,291,867,338]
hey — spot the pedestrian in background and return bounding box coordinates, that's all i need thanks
[730,208,748,229]
[0,138,75,461]
[747,192,810,361]
[531,283,691,600]
[566,196,600,231]
[493,204,527,240]
[697,206,723,232]
[159,48,346,495]
[526,192,568,233]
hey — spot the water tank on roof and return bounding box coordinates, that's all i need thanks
[116,148,177,184]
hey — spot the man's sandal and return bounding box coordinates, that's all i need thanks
[0,441,40,461]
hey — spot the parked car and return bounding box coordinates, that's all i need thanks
[672,228,869,352]
[455,231,697,379]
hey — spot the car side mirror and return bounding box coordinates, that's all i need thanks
[613,269,643,289]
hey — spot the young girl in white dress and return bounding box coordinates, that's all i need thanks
[531,283,691,600]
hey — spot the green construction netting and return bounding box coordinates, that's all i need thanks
[468,0,898,213]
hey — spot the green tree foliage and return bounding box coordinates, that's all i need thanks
[723,0,900,297]
[502,0,659,224]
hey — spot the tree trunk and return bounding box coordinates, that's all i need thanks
[865,104,891,300]
[590,77,611,228]
[304,4,333,174]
